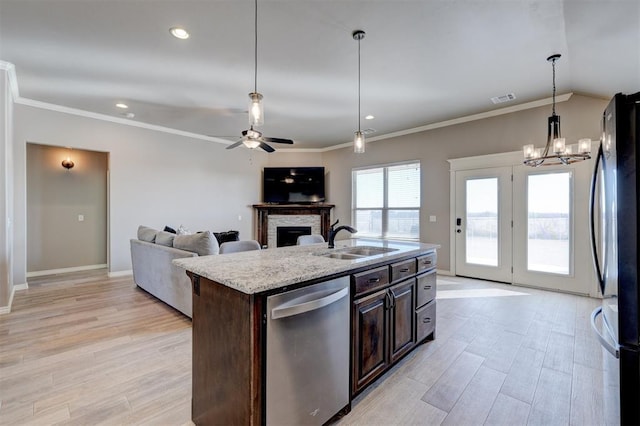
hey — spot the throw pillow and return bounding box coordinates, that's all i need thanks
[214,230,240,245]
[163,226,177,234]
[174,230,220,256]
[155,230,175,247]
[137,225,158,243]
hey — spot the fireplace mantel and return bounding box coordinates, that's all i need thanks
[253,204,335,248]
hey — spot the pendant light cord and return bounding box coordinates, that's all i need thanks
[357,36,361,132]
[551,58,556,116]
[254,0,258,93]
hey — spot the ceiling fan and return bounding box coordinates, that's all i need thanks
[225,127,293,153]
[222,0,293,154]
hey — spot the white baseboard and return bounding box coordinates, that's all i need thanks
[14,283,29,291]
[26,264,108,278]
[0,283,24,315]
[108,270,133,278]
[436,269,453,276]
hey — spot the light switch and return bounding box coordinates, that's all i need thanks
[429,215,436,222]
[78,214,84,222]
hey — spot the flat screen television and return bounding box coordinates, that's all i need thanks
[263,167,325,204]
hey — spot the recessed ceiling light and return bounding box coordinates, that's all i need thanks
[365,115,375,120]
[115,103,128,109]
[170,27,190,40]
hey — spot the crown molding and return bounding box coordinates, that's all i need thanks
[0,61,20,100]
[15,97,232,145]
[7,58,573,153]
[278,93,574,153]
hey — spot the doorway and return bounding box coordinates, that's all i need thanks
[26,143,109,276]
[450,152,597,295]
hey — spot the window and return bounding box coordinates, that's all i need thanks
[352,162,420,239]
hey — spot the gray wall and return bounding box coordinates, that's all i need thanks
[26,144,108,272]
[318,94,608,271]
[13,104,269,284]
[1,66,15,308]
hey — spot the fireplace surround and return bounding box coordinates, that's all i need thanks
[253,204,334,248]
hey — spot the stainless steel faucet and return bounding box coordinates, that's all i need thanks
[327,219,357,249]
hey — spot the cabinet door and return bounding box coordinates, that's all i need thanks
[389,279,416,363]
[352,289,389,394]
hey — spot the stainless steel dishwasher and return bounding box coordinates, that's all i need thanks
[266,276,350,425]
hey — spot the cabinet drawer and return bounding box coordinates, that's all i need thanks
[416,300,436,342]
[390,258,417,283]
[416,269,436,308]
[417,252,437,273]
[353,266,390,295]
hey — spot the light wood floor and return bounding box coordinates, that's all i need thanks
[0,272,605,425]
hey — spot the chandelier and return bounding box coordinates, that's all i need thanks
[523,54,592,167]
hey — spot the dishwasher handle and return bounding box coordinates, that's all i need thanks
[271,287,348,319]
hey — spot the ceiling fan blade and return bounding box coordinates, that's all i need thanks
[262,136,294,144]
[259,142,275,153]
[225,140,244,150]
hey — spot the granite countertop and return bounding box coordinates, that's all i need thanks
[173,238,439,294]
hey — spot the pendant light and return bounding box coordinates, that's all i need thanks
[353,30,366,154]
[523,54,592,167]
[248,0,264,127]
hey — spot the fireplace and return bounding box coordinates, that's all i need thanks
[277,226,311,247]
[253,204,334,248]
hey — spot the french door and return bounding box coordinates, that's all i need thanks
[454,167,512,283]
[451,154,597,295]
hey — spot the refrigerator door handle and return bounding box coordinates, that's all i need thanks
[591,306,620,358]
[589,143,605,294]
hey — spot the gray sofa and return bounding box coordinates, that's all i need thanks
[130,226,220,318]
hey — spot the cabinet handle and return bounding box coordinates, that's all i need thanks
[423,285,432,290]
[423,317,431,324]
[400,268,410,273]
[385,291,392,309]
[368,277,381,284]
[423,260,432,265]
[388,289,396,309]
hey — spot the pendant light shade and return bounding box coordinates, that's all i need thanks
[523,54,592,167]
[354,130,365,153]
[353,30,365,154]
[248,92,264,126]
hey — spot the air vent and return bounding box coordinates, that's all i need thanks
[363,128,376,135]
[490,93,516,104]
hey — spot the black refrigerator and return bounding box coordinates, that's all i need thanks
[590,92,640,425]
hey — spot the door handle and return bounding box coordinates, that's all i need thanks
[590,307,619,358]
[589,143,605,294]
[456,229,462,233]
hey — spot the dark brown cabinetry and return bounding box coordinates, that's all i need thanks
[352,289,389,392]
[351,251,437,395]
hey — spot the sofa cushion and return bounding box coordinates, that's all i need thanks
[138,225,158,243]
[173,230,219,256]
[155,230,175,247]
[214,230,240,245]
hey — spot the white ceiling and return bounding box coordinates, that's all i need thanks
[0,0,638,149]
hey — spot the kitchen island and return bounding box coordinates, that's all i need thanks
[174,238,439,425]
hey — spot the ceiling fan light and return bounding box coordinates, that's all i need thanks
[354,131,365,153]
[248,92,264,127]
[243,139,261,149]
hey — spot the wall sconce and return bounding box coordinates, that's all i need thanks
[62,157,75,170]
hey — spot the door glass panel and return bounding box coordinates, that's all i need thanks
[466,178,498,266]
[527,172,571,274]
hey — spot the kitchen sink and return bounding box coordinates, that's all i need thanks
[315,246,399,260]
